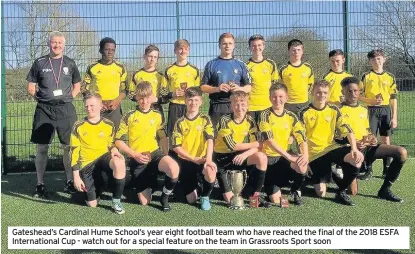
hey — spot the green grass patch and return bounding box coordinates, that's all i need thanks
[2,160,414,253]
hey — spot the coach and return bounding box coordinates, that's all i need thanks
[27,31,81,198]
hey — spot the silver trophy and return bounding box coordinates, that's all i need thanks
[226,170,247,210]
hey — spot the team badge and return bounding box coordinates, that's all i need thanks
[382,81,387,86]
[196,125,202,131]
[153,79,157,84]
[325,116,331,122]
[284,123,289,129]
[112,71,117,76]
[149,118,155,125]
[301,72,308,78]
[186,72,190,77]
[360,113,366,119]
[234,69,238,74]
[263,69,268,74]
[63,67,69,75]
[242,131,248,136]
[99,131,105,138]
[344,114,349,118]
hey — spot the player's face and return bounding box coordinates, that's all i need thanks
[49,36,65,56]
[289,45,303,61]
[313,86,329,104]
[220,38,235,56]
[85,97,103,118]
[175,46,190,61]
[137,95,152,111]
[269,89,288,108]
[231,97,248,117]
[144,50,159,68]
[249,39,265,55]
[185,95,202,113]
[101,43,116,62]
[369,56,385,69]
[329,55,345,71]
[342,83,360,105]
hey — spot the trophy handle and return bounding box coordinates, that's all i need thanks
[242,169,248,189]
[225,171,233,193]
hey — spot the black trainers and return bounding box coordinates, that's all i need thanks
[291,190,303,206]
[258,196,272,208]
[378,188,403,203]
[335,191,355,206]
[33,184,48,198]
[160,193,171,212]
[64,180,76,194]
[359,170,372,181]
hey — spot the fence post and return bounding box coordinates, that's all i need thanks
[176,0,180,40]
[1,1,7,175]
[343,0,350,71]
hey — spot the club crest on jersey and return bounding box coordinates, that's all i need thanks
[301,72,308,78]
[99,131,105,138]
[83,131,88,136]
[196,125,203,131]
[263,69,268,74]
[325,116,332,122]
[234,69,238,74]
[153,79,157,84]
[360,113,366,119]
[242,131,248,136]
[63,67,69,75]
[149,118,155,125]
[382,81,388,86]
[284,123,289,129]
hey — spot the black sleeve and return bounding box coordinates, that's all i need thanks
[26,61,39,83]
[71,61,82,84]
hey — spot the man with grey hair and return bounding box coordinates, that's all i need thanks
[27,31,81,198]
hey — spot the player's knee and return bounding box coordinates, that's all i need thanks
[37,144,49,155]
[397,147,407,162]
[253,152,267,170]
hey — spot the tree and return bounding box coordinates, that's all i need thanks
[354,1,415,78]
[234,29,330,80]
[3,1,99,101]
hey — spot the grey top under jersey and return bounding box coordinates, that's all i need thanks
[26,55,81,103]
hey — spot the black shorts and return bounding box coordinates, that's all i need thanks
[368,106,392,137]
[361,144,382,166]
[167,103,186,136]
[152,103,165,123]
[248,110,262,124]
[285,102,309,116]
[129,149,165,194]
[102,104,122,130]
[264,156,295,194]
[177,158,204,195]
[309,146,351,184]
[214,152,250,193]
[31,101,77,145]
[209,102,231,128]
[80,152,113,202]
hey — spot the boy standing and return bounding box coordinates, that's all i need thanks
[71,93,126,214]
[115,82,180,212]
[172,87,217,210]
[359,49,398,180]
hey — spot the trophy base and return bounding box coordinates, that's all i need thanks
[230,196,245,210]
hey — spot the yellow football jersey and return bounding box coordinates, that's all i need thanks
[259,108,307,157]
[172,113,214,158]
[165,63,200,104]
[246,58,280,111]
[360,71,397,106]
[70,118,115,171]
[339,103,370,141]
[214,114,258,154]
[323,70,353,103]
[128,68,167,100]
[279,62,314,104]
[82,61,127,101]
[115,107,166,153]
[299,103,352,161]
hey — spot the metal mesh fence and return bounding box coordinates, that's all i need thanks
[1,1,414,173]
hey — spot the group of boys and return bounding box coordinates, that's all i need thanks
[29,31,407,215]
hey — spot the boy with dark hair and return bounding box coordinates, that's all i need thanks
[259,82,308,206]
[115,82,180,212]
[359,49,398,180]
[214,91,271,208]
[339,76,406,202]
[172,87,217,210]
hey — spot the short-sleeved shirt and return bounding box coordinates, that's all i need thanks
[128,69,167,101]
[201,57,251,104]
[279,62,314,104]
[339,103,370,141]
[70,118,115,171]
[172,113,214,158]
[299,103,352,161]
[246,58,280,111]
[82,60,127,101]
[164,63,200,105]
[360,70,397,106]
[214,113,257,154]
[322,70,353,104]
[26,55,81,102]
[258,108,306,157]
[115,107,166,154]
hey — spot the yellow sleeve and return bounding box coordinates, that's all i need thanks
[172,121,183,148]
[81,65,92,95]
[156,113,167,140]
[308,68,315,90]
[292,120,307,145]
[115,115,129,141]
[336,110,353,138]
[159,75,169,101]
[218,120,236,151]
[128,73,137,101]
[195,74,201,86]
[359,74,366,95]
[248,125,258,143]
[389,75,398,98]
[271,61,280,82]
[119,66,128,94]
[108,124,116,149]
[69,124,81,171]
[203,116,214,140]
[258,112,273,141]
